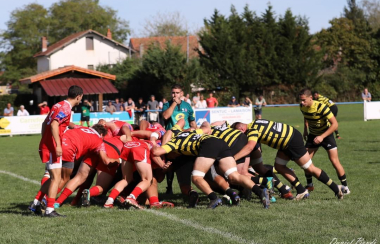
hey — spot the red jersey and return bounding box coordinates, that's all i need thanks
[105,120,133,138]
[206,97,218,108]
[39,100,72,163]
[40,106,50,115]
[62,127,105,162]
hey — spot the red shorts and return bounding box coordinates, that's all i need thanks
[61,137,77,163]
[39,140,61,164]
[121,141,151,164]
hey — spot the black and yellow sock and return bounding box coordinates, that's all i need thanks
[338,174,347,187]
[251,176,268,186]
[208,192,218,201]
[318,170,339,195]
[251,185,263,198]
[335,131,340,137]
[290,178,306,194]
[274,181,288,195]
[225,188,236,199]
[305,173,313,185]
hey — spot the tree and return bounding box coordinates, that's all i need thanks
[0,0,130,85]
[361,0,380,32]
[141,11,189,37]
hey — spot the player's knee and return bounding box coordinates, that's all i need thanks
[275,157,289,168]
[224,167,238,180]
[301,159,313,170]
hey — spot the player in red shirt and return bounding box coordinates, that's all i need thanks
[54,126,122,208]
[98,119,133,140]
[206,92,218,108]
[28,85,83,217]
[38,101,50,115]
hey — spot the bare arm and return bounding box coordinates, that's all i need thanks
[162,101,177,120]
[234,140,256,161]
[51,120,62,157]
[303,118,309,140]
[99,150,119,166]
[152,145,169,157]
[131,130,152,139]
[211,121,226,126]
[190,120,197,130]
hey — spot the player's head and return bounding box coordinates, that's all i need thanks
[92,124,108,137]
[299,88,313,107]
[171,84,182,100]
[98,119,106,126]
[68,85,83,105]
[200,121,211,134]
[313,91,320,99]
[231,122,246,133]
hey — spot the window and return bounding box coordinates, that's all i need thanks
[86,37,94,50]
[88,65,94,70]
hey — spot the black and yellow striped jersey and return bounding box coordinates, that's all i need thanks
[300,101,334,136]
[246,119,294,150]
[211,121,241,147]
[315,95,335,107]
[162,130,215,156]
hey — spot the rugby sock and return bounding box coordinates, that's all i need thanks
[55,188,72,205]
[46,198,55,214]
[207,192,218,200]
[251,185,263,197]
[149,196,159,205]
[89,187,100,197]
[225,188,238,199]
[41,176,49,186]
[57,188,62,195]
[338,174,347,187]
[251,176,268,186]
[105,189,120,205]
[290,178,306,194]
[129,187,143,200]
[70,185,86,206]
[274,182,288,195]
[318,170,339,195]
[35,191,46,203]
[305,173,313,185]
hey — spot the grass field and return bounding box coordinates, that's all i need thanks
[0,104,379,244]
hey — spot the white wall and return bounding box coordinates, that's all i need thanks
[47,34,128,71]
[37,57,50,73]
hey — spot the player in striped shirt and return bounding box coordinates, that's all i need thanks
[313,91,340,139]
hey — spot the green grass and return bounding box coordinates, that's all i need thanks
[0,104,379,244]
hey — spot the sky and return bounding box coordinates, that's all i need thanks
[0,0,349,39]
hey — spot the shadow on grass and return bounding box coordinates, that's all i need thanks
[368,161,380,164]
[0,202,40,216]
[353,149,379,152]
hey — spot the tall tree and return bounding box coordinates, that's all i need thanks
[141,11,189,37]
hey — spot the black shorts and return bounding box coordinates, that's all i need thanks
[171,155,196,186]
[230,134,249,164]
[254,109,262,115]
[280,130,307,160]
[198,137,232,160]
[81,115,90,122]
[305,133,337,151]
[330,105,338,117]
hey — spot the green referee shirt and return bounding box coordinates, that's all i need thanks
[162,100,195,130]
[81,105,90,117]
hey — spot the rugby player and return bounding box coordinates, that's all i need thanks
[299,88,349,194]
[28,85,83,217]
[152,126,271,209]
[232,120,344,200]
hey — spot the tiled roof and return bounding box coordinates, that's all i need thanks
[19,65,116,84]
[129,36,201,58]
[34,29,135,57]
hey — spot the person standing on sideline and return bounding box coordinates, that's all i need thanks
[80,99,91,127]
[362,88,372,102]
[147,95,159,122]
[255,95,267,119]
[206,92,218,108]
[17,105,29,116]
[38,101,50,115]
[299,88,349,195]
[3,103,14,116]
[105,101,116,115]
[114,98,124,111]
[195,95,207,109]
[228,96,240,107]
[243,97,252,107]
[135,97,146,123]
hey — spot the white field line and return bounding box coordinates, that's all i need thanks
[0,170,257,244]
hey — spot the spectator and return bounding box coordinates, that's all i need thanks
[17,105,29,116]
[120,98,126,111]
[192,92,201,107]
[3,103,14,116]
[195,95,207,108]
[135,97,146,123]
[185,94,192,105]
[206,92,218,108]
[125,98,135,110]
[362,88,372,102]
[105,100,116,115]
[159,98,167,110]
[89,100,95,111]
[147,95,159,122]
[228,96,240,107]
[243,96,253,107]
[80,99,91,127]
[114,98,124,111]
[255,95,267,119]
[38,101,50,115]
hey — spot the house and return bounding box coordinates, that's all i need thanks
[129,35,202,59]
[34,29,136,73]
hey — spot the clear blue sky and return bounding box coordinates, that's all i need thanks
[0,0,348,39]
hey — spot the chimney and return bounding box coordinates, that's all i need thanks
[107,29,112,39]
[41,36,47,52]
